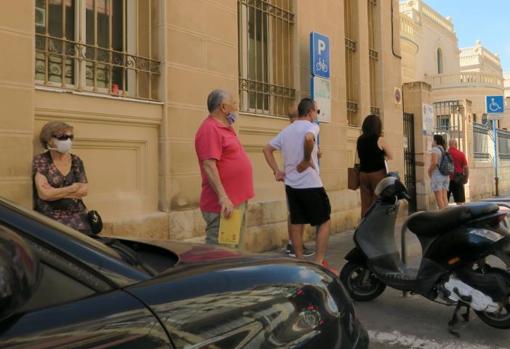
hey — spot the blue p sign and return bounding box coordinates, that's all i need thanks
[311,32,330,79]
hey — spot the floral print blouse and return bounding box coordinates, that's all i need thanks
[32,151,91,234]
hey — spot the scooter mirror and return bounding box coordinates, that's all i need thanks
[387,171,400,179]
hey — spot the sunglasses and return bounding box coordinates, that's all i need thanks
[316,109,321,115]
[53,134,74,141]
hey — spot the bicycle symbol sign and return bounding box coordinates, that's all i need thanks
[315,59,328,74]
[486,95,504,114]
[310,32,330,79]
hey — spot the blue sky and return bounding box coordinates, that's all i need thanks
[423,0,510,71]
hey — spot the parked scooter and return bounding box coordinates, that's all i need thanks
[340,174,510,333]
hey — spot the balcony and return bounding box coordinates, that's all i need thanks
[426,72,504,90]
[400,14,418,48]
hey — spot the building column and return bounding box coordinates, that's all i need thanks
[403,82,435,210]
[0,1,35,206]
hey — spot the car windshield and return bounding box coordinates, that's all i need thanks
[0,197,124,262]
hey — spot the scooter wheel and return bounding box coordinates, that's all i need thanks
[474,268,510,329]
[340,262,386,301]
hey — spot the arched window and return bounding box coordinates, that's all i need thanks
[437,48,444,74]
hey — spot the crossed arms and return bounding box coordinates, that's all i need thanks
[34,172,88,201]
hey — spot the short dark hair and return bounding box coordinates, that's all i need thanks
[361,114,382,138]
[434,134,446,148]
[39,121,74,148]
[297,98,315,117]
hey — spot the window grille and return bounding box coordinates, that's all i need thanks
[436,115,450,131]
[368,0,379,115]
[498,129,510,160]
[433,100,465,151]
[345,0,359,126]
[238,0,295,117]
[35,0,160,101]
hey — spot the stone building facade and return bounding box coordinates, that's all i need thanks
[1,0,403,251]
[400,0,507,204]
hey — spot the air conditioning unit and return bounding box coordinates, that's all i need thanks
[35,7,45,28]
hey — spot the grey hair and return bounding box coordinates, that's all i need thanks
[207,89,230,113]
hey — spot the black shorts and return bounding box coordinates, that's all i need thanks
[448,180,466,203]
[285,186,331,226]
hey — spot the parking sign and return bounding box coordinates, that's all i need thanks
[311,76,331,123]
[310,32,330,79]
[486,95,504,114]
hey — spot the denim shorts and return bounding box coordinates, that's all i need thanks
[431,171,450,192]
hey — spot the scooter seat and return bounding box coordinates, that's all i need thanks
[407,202,499,237]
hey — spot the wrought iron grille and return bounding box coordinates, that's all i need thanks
[433,100,465,151]
[345,0,359,126]
[35,0,160,101]
[368,0,379,114]
[498,129,510,160]
[347,100,358,113]
[403,112,417,213]
[370,106,380,116]
[473,123,491,160]
[238,0,295,117]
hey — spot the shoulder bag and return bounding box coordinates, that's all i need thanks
[348,147,360,190]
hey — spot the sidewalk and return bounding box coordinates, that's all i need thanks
[184,222,424,268]
[268,225,423,272]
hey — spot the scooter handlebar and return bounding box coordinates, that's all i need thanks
[402,191,411,201]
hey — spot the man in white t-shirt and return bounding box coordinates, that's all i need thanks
[263,98,331,266]
[284,106,315,258]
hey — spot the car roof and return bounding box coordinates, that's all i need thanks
[0,197,148,286]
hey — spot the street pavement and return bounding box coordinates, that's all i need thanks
[286,231,510,349]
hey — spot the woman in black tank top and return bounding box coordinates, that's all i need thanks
[356,115,393,217]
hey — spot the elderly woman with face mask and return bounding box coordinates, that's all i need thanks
[32,121,91,234]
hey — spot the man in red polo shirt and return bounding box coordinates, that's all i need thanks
[448,139,469,204]
[195,89,254,246]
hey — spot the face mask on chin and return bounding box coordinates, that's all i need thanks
[49,139,72,154]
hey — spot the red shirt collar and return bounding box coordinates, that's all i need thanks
[208,115,232,129]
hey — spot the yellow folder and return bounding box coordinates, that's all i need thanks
[218,207,244,245]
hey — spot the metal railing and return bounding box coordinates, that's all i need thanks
[498,129,510,160]
[474,123,491,160]
[35,34,160,99]
[368,0,380,117]
[370,106,380,116]
[345,36,358,126]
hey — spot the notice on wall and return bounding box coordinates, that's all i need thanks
[422,103,434,135]
[312,76,331,123]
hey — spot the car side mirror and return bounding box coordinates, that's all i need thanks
[0,226,41,321]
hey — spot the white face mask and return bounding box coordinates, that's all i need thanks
[50,139,72,154]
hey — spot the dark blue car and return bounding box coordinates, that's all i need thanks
[0,197,368,348]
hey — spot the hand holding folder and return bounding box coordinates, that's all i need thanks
[218,207,244,245]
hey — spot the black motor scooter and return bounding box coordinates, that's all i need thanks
[340,175,510,332]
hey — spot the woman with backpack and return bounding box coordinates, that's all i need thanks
[428,134,451,209]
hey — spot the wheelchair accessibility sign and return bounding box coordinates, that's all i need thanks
[486,95,505,117]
